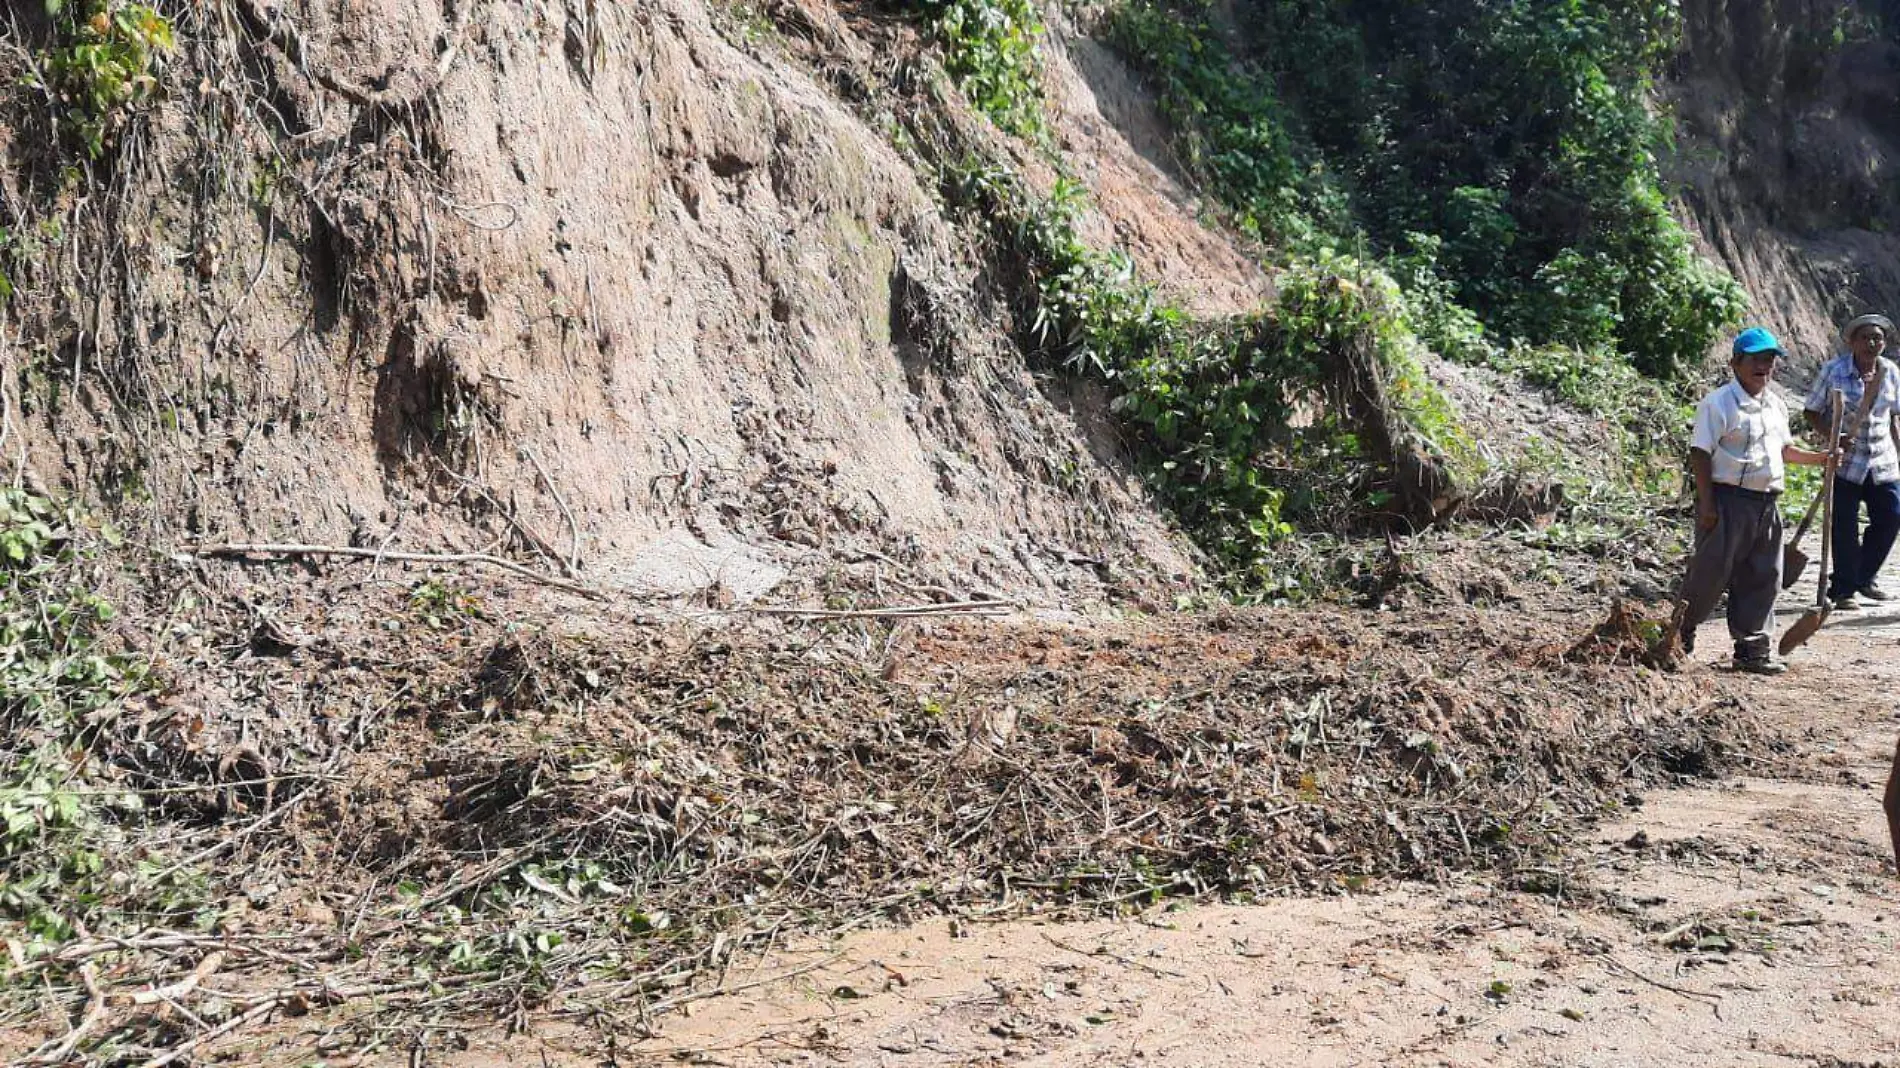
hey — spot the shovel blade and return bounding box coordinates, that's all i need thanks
[1782,546,1809,590]
[1777,606,1829,656]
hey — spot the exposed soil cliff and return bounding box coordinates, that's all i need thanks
[1671,0,1900,372]
[2,0,1247,610]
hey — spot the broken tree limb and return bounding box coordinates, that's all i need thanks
[746,600,1017,620]
[127,951,226,1007]
[186,543,606,600]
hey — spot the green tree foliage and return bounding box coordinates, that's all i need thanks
[1111,0,1745,382]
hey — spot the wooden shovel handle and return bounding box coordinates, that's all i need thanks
[1789,486,1825,547]
[1782,371,1877,552]
[1818,388,1843,608]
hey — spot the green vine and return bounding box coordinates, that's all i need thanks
[0,488,141,949]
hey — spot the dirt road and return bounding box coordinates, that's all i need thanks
[597,605,1900,1068]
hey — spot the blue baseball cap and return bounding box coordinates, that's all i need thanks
[1732,327,1783,357]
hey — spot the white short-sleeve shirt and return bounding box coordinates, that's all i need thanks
[1691,380,1791,492]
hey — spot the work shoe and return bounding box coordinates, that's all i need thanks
[1831,594,1862,611]
[1734,656,1787,676]
[1859,583,1891,603]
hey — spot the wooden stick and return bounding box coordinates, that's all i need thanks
[137,996,280,1068]
[747,600,1016,620]
[127,951,225,1007]
[519,445,583,576]
[24,964,105,1065]
[135,972,494,1068]
[1604,956,1722,1017]
[186,543,605,600]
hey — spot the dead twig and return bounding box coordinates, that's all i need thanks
[1604,956,1723,1018]
[146,780,325,884]
[186,543,606,600]
[23,964,105,1065]
[640,952,848,1016]
[1038,932,1187,979]
[519,445,582,576]
[747,600,1016,620]
[128,951,226,1007]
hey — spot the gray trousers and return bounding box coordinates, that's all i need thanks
[1680,485,1784,658]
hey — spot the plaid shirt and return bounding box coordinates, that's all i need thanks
[1804,354,1900,485]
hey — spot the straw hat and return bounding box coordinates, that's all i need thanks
[1843,313,1895,342]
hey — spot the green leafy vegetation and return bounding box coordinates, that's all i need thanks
[945,156,1478,586]
[33,0,176,159]
[1106,0,1745,383]
[916,0,1048,137]
[0,488,143,950]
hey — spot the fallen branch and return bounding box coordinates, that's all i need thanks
[746,600,1016,620]
[137,996,279,1068]
[186,543,605,600]
[145,780,327,884]
[24,964,105,1065]
[127,951,226,1007]
[135,972,496,1068]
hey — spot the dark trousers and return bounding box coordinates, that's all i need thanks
[1829,476,1900,598]
[1680,485,1784,659]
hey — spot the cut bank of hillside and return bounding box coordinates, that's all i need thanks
[1672,0,1900,372]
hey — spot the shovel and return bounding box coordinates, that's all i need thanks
[1784,377,1880,588]
[1781,388,1844,656]
[1781,490,1823,590]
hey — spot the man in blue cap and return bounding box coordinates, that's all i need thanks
[1678,327,1836,673]
[1803,313,1900,609]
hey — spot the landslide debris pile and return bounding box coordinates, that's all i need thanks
[6,564,1773,1061]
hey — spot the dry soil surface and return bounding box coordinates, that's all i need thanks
[505,602,1900,1068]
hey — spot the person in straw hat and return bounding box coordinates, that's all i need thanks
[1803,313,1900,609]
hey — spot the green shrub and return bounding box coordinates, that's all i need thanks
[34,0,176,160]
[919,0,1048,137]
[946,155,1478,579]
[0,488,140,946]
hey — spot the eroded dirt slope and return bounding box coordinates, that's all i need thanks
[1672,0,1900,373]
[1,0,1290,609]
